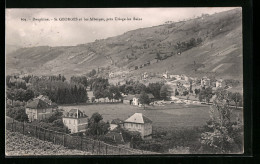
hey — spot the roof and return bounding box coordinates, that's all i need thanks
[64,109,88,118]
[124,113,152,124]
[124,94,135,100]
[36,95,52,104]
[105,131,125,144]
[26,99,50,109]
[111,118,124,125]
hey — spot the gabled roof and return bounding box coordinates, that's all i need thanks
[111,118,124,125]
[64,109,88,118]
[36,95,52,104]
[124,113,152,124]
[26,99,50,109]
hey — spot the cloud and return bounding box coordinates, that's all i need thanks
[5,7,239,47]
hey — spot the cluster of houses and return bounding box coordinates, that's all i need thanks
[25,95,153,143]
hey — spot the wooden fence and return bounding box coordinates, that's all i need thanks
[6,119,159,155]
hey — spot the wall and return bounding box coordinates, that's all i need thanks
[63,117,88,133]
[132,98,139,106]
[124,122,144,138]
[63,117,78,133]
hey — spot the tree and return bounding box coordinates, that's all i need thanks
[6,106,28,122]
[231,92,242,109]
[194,88,200,96]
[198,87,213,103]
[160,85,171,100]
[133,83,146,94]
[147,83,164,99]
[6,88,15,105]
[86,112,109,136]
[201,89,243,153]
[175,88,179,96]
[24,89,35,101]
[139,92,151,109]
[156,53,162,60]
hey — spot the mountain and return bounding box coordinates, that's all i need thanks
[6,8,242,81]
[6,44,22,55]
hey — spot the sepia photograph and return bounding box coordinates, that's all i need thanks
[5,7,244,156]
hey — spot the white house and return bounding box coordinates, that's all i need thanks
[132,94,154,106]
[63,109,88,133]
[216,79,225,88]
[123,113,152,139]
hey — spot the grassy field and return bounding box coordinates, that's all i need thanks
[60,103,243,130]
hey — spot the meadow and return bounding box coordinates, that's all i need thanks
[60,103,243,130]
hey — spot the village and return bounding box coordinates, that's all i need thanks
[5,69,242,148]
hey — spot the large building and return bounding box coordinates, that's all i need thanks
[123,113,152,139]
[26,97,57,122]
[63,109,88,133]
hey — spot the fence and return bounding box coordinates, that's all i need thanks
[6,119,159,155]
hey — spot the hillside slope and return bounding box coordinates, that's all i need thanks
[6,8,242,80]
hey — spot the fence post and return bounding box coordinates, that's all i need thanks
[23,121,25,135]
[63,134,65,147]
[119,148,121,155]
[81,136,83,150]
[35,126,37,138]
[92,141,95,154]
[105,144,108,155]
[12,119,14,131]
[44,129,46,141]
[98,141,100,155]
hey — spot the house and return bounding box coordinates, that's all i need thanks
[216,79,225,88]
[123,94,135,105]
[201,76,211,88]
[63,109,88,133]
[26,98,57,122]
[181,74,189,81]
[142,72,149,79]
[110,118,124,130]
[109,72,115,78]
[162,71,169,79]
[132,94,155,106]
[96,97,110,103]
[123,113,152,139]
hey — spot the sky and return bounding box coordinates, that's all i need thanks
[6,7,238,47]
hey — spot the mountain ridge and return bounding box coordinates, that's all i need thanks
[6,8,242,81]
